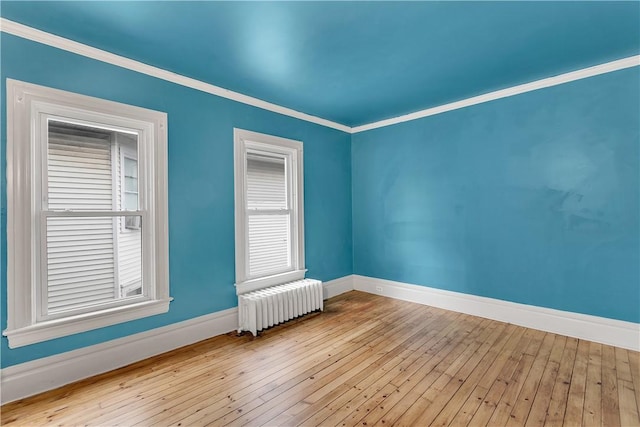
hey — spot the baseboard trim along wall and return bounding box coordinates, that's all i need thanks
[323,275,355,299]
[0,307,238,405]
[0,276,353,404]
[353,275,640,352]
[3,274,636,403]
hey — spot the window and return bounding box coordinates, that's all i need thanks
[234,129,305,294]
[4,79,170,348]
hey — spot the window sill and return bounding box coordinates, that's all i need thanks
[3,298,172,348]
[235,269,306,295]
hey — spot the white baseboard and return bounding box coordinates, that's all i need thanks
[323,275,354,299]
[0,274,353,405]
[4,274,635,404]
[353,275,640,351]
[0,307,238,405]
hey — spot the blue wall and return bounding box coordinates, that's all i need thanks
[0,34,353,368]
[2,31,639,370]
[353,67,639,324]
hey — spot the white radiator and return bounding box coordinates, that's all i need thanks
[237,278,323,336]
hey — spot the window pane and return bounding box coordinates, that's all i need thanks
[125,177,138,193]
[46,215,142,314]
[116,216,143,298]
[47,120,138,211]
[124,157,138,178]
[124,193,138,210]
[246,154,287,210]
[248,214,291,277]
[125,215,141,230]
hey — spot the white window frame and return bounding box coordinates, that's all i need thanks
[4,79,171,348]
[233,128,305,295]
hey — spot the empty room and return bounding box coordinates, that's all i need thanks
[1,1,639,426]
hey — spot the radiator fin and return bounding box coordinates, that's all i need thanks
[237,279,323,336]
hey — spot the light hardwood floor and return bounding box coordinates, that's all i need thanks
[2,291,639,426]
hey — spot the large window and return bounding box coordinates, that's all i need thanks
[4,80,170,348]
[233,129,305,294]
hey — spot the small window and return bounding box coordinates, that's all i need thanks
[4,79,170,348]
[234,129,305,294]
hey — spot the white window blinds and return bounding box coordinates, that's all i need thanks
[45,122,142,315]
[246,154,291,277]
[247,154,286,209]
[47,127,117,313]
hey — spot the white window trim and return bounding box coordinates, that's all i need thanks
[4,79,171,348]
[233,128,305,295]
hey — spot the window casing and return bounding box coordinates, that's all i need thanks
[4,79,170,348]
[234,129,305,295]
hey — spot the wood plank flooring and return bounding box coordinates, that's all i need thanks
[1,291,639,426]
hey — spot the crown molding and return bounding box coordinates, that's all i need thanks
[2,18,639,135]
[352,55,640,133]
[0,18,351,133]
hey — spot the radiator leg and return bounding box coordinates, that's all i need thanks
[249,298,258,337]
[237,296,245,334]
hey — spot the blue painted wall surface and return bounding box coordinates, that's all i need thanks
[0,34,353,368]
[352,68,640,323]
